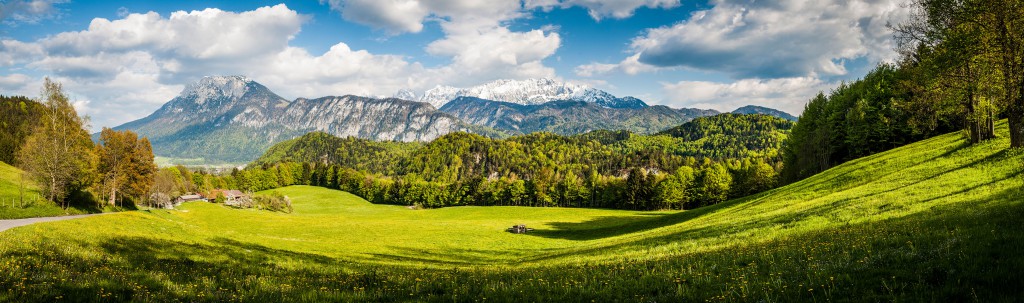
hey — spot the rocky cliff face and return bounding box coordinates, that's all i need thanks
[279,96,465,142]
[113,76,469,163]
[113,76,793,164]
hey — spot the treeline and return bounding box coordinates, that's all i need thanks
[242,114,792,210]
[0,95,46,165]
[1,79,157,209]
[782,0,1024,181]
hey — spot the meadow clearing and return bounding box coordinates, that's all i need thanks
[0,121,1021,302]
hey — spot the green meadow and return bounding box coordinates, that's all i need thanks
[0,162,98,219]
[0,121,1022,302]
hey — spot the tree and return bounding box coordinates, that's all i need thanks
[894,0,996,144]
[895,0,1024,147]
[625,167,652,210]
[987,0,1024,147]
[16,78,96,209]
[655,166,694,209]
[96,128,156,207]
[694,164,732,208]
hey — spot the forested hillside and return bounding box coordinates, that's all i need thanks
[438,97,718,135]
[245,113,793,210]
[0,96,46,165]
[784,0,1024,181]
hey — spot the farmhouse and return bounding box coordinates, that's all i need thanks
[206,189,250,206]
[166,194,207,209]
[174,194,207,204]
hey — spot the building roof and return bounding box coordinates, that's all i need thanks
[178,194,205,200]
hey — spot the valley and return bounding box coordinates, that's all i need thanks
[2,1,1022,301]
[0,120,1020,301]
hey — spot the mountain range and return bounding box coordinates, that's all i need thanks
[394,78,648,109]
[110,76,796,164]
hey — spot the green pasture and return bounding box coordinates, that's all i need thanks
[0,122,1021,301]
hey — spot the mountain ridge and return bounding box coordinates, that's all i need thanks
[396,78,648,109]
[109,76,798,164]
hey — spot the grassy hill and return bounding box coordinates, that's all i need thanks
[0,162,97,219]
[0,121,1021,301]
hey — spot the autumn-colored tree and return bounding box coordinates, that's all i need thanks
[16,78,96,209]
[96,128,156,207]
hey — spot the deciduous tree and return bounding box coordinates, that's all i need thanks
[16,78,96,209]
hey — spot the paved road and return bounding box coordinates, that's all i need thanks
[0,213,110,233]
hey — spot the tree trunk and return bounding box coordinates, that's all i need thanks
[1010,113,1024,148]
[19,172,24,205]
[50,176,58,209]
[109,185,117,206]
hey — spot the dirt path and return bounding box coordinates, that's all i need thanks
[0,213,110,233]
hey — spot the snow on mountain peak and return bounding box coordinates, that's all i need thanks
[181,76,253,101]
[395,78,645,108]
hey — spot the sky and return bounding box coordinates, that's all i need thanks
[0,0,910,132]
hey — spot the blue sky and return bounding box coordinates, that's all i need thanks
[0,0,908,131]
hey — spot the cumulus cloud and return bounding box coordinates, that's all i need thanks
[528,0,680,20]
[323,0,523,34]
[660,77,835,115]
[427,26,561,85]
[0,73,32,92]
[253,43,427,98]
[4,3,567,130]
[38,4,308,82]
[324,0,562,85]
[635,0,907,78]
[575,53,659,77]
[4,4,429,130]
[321,0,430,34]
[0,0,66,25]
[578,0,907,79]
[0,39,44,67]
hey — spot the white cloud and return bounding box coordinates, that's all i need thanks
[323,0,523,34]
[321,0,430,34]
[660,77,835,115]
[39,4,307,80]
[528,0,680,20]
[0,73,32,92]
[579,0,907,79]
[0,0,66,25]
[325,0,562,85]
[4,3,567,130]
[253,43,427,98]
[0,39,44,67]
[427,26,561,85]
[575,53,660,77]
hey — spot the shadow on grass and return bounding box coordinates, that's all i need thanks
[531,212,690,241]
[0,185,1021,302]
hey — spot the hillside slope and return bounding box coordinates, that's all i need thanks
[0,121,1021,301]
[0,162,98,219]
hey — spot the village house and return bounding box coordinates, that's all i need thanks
[206,189,250,206]
[169,194,207,209]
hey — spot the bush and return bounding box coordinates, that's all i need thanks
[252,193,292,213]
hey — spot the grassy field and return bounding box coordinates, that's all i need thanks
[0,162,102,219]
[0,122,1022,302]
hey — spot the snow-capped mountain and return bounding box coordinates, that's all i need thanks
[396,78,648,109]
[111,76,469,163]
